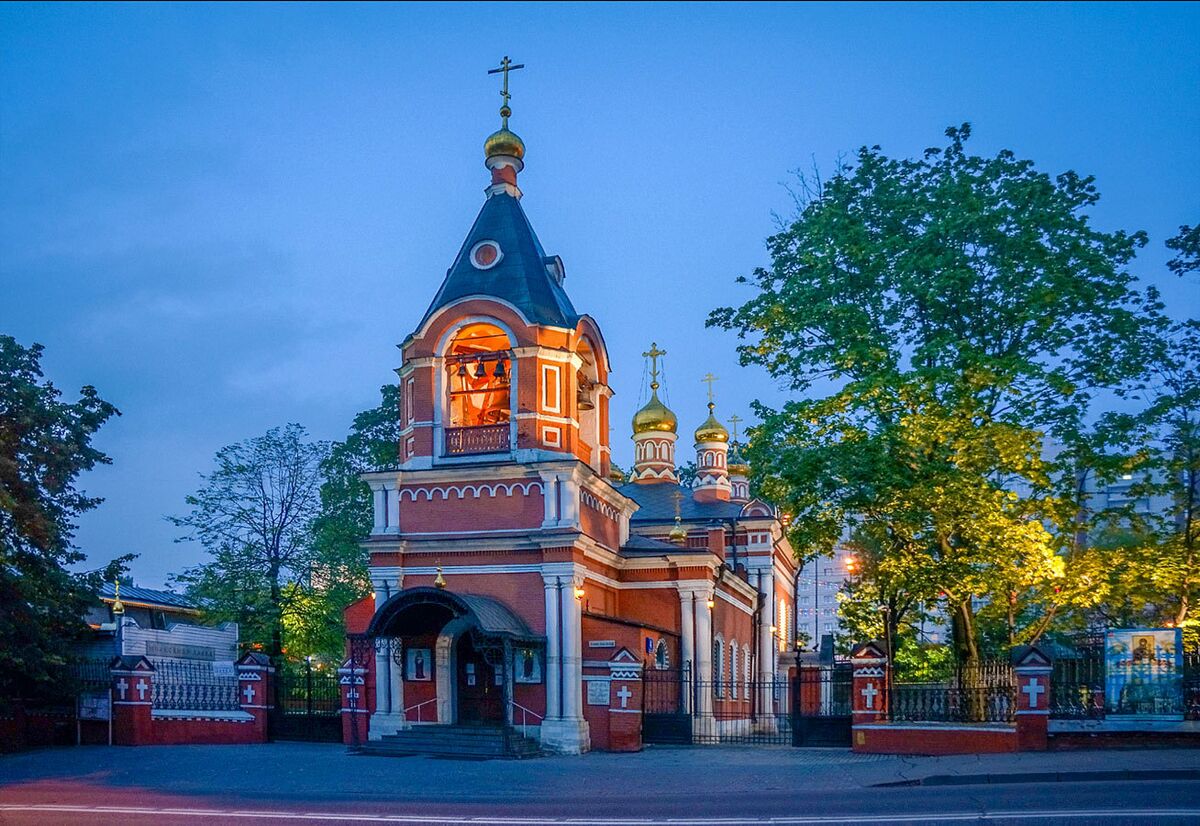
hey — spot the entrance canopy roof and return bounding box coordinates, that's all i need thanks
[366,586,541,644]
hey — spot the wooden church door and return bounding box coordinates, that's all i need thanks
[456,634,504,725]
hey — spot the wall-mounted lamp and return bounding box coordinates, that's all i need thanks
[706,597,715,610]
[574,586,586,600]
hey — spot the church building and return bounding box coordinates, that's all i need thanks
[345,61,797,754]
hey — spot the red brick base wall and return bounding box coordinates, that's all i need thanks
[144,715,265,745]
[854,724,1017,755]
[1050,730,1200,750]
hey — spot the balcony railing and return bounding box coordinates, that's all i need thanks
[445,423,510,456]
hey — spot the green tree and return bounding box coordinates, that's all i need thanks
[304,385,401,659]
[1080,321,1200,636]
[171,424,332,663]
[0,336,128,697]
[1166,224,1199,277]
[711,125,1157,665]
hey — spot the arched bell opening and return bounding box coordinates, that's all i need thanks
[576,336,602,473]
[442,321,514,456]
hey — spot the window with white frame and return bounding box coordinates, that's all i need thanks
[730,641,739,699]
[712,635,725,698]
[743,643,751,700]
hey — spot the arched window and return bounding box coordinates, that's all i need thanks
[445,323,511,429]
[778,598,789,652]
[654,639,669,669]
[730,641,739,699]
[712,634,725,698]
[743,643,751,701]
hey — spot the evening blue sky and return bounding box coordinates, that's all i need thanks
[2,2,1197,588]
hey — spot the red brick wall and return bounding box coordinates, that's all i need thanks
[853,724,1016,755]
[397,485,545,532]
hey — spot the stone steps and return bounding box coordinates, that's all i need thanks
[358,725,540,759]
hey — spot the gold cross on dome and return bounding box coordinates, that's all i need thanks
[487,55,525,127]
[642,342,667,388]
[701,372,719,403]
[728,414,743,442]
[672,488,684,518]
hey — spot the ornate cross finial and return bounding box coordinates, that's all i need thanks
[728,414,743,442]
[643,342,667,390]
[487,56,525,129]
[672,488,683,518]
[701,372,719,404]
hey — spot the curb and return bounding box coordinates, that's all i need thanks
[874,769,1200,787]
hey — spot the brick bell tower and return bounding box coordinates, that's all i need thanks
[393,80,612,475]
[360,58,628,755]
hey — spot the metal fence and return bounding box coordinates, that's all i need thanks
[890,660,1016,724]
[151,660,240,712]
[1048,637,1200,721]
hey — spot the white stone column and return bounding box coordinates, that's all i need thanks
[371,485,386,534]
[560,575,583,720]
[540,570,590,753]
[384,483,400,534]
[543,575,562,720]
[757,570,775,714]
[694,588,715,722]
[678,589,695,713]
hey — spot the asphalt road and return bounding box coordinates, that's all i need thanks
[2,744,1199,825]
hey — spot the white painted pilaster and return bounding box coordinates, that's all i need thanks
[678,589,695,714]
[543,575,562,720]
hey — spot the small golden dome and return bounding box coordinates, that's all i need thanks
[485,127,525,160]
[727,441,750,476]
[694,403,729,443]
[633,387,678,435]
[669,517,688,544]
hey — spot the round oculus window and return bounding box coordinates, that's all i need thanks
[470,240,502,270]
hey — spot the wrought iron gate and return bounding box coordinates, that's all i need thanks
[643,664,693,744]
[792,664,853,746]
[271,659,341,742]
[642,663,801,746]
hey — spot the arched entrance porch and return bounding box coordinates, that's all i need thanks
[356,587,544,736]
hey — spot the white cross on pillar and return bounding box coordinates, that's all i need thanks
[616,685,633,709]
[116,678,129,700]
[242,684,256,704]
[1022,677,1045,708]
[347,689,359,701]
[135,679,149,701]
[861,682,879,709]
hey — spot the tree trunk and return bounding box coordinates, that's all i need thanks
[950,599,986,722]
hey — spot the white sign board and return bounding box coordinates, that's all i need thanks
[79,692,110,721]
[212,661,236,678]
[587,680,610,706]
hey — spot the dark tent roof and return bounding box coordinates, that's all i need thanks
[99,582,197,611]
[366,586,539,642]
[418,193,579,331]
[616,482,746,524]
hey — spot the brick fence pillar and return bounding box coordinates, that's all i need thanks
[1013,645,1052,751]
[607,651,643,752]
[236,652,274,742]
[339,657,370,746]
[110,656,154,746]
[850,641,890,726]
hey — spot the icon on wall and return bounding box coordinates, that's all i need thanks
[406,647,432,681]
[513,647,543,684]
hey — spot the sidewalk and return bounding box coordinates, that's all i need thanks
[2,743,1198,801]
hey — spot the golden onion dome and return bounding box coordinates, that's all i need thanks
[485,127,525,160]
[633,387,678,435]
[694,402,730,443]
[727,440,750,476]
[669,516,688,544]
